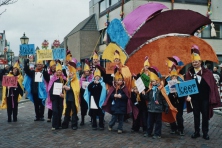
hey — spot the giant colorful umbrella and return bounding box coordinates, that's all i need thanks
[125,35,218,75]
[123,2,168,36]
[125,9,211,56]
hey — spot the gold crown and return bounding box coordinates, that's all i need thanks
[68,65,76,74]
[149,71,160,81]
[191,53,201,61]
[144,58,150,67]
[13,62,20,69]
[166,59,174,68]
[50,60,56,67]
[114,71,123,81]
[66,54,72,62]
[94,68,101,77]
[56,63,62,71]
[37,60,43,64]
[93,52,99,60]
[84,63,90,71]
[170,68,178,76]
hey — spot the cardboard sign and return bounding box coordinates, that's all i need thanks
[37,49,53,60]
[106,62,117,74]
[53,82,63,95]
[135,77,146,93]
[82,81,90,89]
[2,76,18,87]
[140,73,150,87]
[168,79,177,93]
[35,72,43,82]
[90,96,98,109]
[19,44,35,56]
[53,48,66,60]
[175,79,199,97]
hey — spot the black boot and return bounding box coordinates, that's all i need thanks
[80,115,85,126]
[62,120,69,129]
[203,133,210,140]
[191,132,200,138]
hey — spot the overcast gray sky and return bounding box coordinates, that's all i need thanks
[0,0,89,56]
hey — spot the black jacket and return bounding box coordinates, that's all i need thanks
[131,92,147,111]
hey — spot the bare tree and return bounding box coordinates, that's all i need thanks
[0,0,18,15]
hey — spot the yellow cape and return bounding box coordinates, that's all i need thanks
[1,73,24,110]
[62,76,80,114]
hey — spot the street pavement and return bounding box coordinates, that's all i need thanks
[0,100,222,148]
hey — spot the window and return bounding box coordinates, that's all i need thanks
[99,0,127,16]
[99,0,106,13]
[201,22,222,39]
[111,0,119,6]
[153,0,207,5]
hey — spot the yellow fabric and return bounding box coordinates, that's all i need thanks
[93,52,99,60]
[1,74,24,110]
[102,43,127,64]
[191,53,201,61]
[36,60,43,64]
[114,52,120,60]
[94,68,101,77]
[66,54,72,62]
[84,63,90,71]
[149,71,160,81]
[131,78,136,88]
[170,68,178,76]
[166,59,174,68]
[68,65,77,74]
[120,65,132,96]
[63,76,80,114]
[13,62,20,69]
[56,63,62,71]
[50,60,56,67]
[136,93,141,102]
[144,59,150,67]
[194,67,202,73]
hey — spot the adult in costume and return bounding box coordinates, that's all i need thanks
[186,45,221,140]
[84,68,107,130]
[1,62,24,122]
[48,63,67,130]
[79,60,93,126]
[24,59,49,121]
[62,63,80,130]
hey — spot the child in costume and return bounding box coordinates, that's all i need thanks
[62,63,80,130]
[1,61,24,122]
[142,67,169,139]
[130,75,147,133]
[48,63,67,130]
[84,68,107,130]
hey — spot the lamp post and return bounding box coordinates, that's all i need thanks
[7,51,14,66]
[20,33,29,44]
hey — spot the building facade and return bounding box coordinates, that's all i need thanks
[0,30,6,58]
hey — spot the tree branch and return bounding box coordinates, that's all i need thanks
[0,0,18,7]
[0,9,6,15]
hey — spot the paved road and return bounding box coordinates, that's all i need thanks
[0,101,222,148]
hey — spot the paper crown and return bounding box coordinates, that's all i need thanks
[114,50,120,60]
[93,51,99,60]
[148,66,161,81]
[170,64,178,76]
[83,60,90,71]
[191,45,201,61]
[144,56,150,67]
[13,61,20,69]
[49,60,56,67]
[131,74,137,88]
[114,66,123,80]
[66,54,72,62]
[36,60,43,64]
[94,68,101,77]
[68,61,76,69]
[56,63,62,71]
[68,65,76,74]
[166,56,184,68]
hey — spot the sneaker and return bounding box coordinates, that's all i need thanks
[47,119,51,122]
[170,130,176,134]
[118,130,122,134]
[179,131,185,136]
[144,133,152,137]
[108,126,112,131]
[191,132,200,138]
[51,128,56,131]
[72,126,78,130]
[152,135,161,139]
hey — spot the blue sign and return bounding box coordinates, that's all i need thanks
[53,48,66,60]
[175,79,199,97]
[19,44,35,56]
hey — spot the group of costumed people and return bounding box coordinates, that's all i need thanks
[1,45,221,140]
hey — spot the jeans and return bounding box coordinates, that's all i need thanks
[147,112,162,136]
[109,114,124,130]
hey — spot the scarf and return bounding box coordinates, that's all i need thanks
[151,85,158,101]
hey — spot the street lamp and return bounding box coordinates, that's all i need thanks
[20,33,29,44]
[7,51,14,66]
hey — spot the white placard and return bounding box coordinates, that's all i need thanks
[35,72,43,82]
[135,77,146,94]
[82,81,90,89]
[168,79,177,93]
[53,82,63,95]
[90,96,98,109]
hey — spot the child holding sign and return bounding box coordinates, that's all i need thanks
[84,68,107,130]
[48,63,67,130]
[1,61,24,122]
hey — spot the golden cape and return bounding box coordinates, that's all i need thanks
[62,77,80,114]
[1,73,24,110]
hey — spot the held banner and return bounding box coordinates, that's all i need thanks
[135,77,146,94]
[168,79,177,93]
[37,49,53,60]
[2,76,18,87]
[53,82,63,95]
[106,62,117,74]
[175,79,199,97]
[19,44,35,56]
[53,48,66,60]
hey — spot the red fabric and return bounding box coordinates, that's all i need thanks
[102,86,139,119]
[125,9,211,55]
[185,67,222,119]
